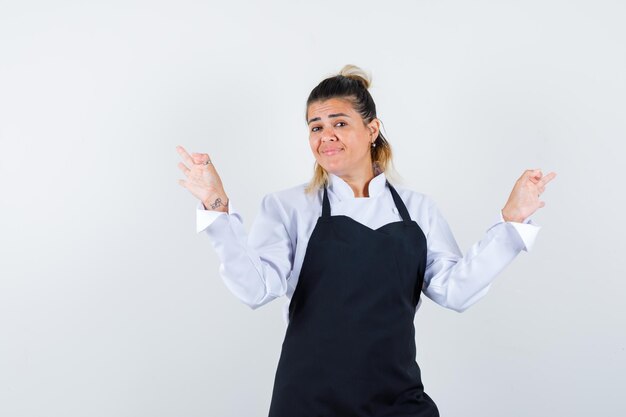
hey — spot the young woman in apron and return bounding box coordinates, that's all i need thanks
[177,65,556,416]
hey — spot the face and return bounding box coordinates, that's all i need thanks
[306,98,380,178]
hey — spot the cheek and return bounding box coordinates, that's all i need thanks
[309,136,320,153]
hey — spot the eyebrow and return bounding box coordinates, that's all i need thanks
[307,113,351,125]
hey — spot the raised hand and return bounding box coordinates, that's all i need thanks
[501,169,557,223]
[176,145,229,212]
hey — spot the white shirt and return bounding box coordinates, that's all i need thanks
[196,172,541,326]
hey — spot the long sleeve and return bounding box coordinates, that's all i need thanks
[422,201,541,313]
[194,175,544,316]
[196,194,294,310]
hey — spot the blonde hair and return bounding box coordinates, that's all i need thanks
[304,65,399,194]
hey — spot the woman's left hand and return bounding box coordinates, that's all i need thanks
[501,169,557,222]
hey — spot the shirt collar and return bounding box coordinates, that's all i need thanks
[327,172,387,200]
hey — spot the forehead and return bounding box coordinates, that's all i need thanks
[307,97,356,119]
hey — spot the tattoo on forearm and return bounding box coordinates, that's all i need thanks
[209,198,223,210]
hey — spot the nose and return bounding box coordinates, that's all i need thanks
[321,128,337,142]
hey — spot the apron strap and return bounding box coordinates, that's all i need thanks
[322,185,331,217]
[386,181,412,223]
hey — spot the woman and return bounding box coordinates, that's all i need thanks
[176,65,556,416]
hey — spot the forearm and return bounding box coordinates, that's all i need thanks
[424,221,525,312]
[198,195,293,309]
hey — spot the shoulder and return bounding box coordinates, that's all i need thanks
[389,181,436,211]
[261,182,322,217]
[388,181,442,234]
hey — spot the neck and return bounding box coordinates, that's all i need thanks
[337,166,376,198]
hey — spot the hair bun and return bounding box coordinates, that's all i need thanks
[338,64,371,89]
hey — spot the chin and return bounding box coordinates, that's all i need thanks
[318,162,343,176]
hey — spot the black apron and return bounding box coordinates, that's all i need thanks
[268,181,439,417]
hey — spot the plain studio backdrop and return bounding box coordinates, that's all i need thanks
[1,0,624,416]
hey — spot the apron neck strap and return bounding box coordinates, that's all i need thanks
[322,185,331,217]
[386,181,412,222]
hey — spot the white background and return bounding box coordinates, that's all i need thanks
[1,1,625,416]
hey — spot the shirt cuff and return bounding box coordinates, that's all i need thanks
[196,200,237,233]
[496,209,542,252]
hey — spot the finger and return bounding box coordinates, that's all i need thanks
[202,158,220,176]
[524,168,541,176]
[177,178,201,192]
[538,200,546,208]
[176,145,195,166]
[192,153,210,164]
[177,161,191,176]
[538,171,557,186]
[523,169,541,183]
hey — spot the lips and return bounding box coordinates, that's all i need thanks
[321,148,344,155]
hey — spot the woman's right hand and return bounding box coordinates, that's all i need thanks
[176,145,229,212]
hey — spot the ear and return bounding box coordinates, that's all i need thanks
[367,118,381,139]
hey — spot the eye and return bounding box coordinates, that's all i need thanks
[311,126,321,132]
[335,121,347,127]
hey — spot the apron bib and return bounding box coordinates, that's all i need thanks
[268,181,439,417]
